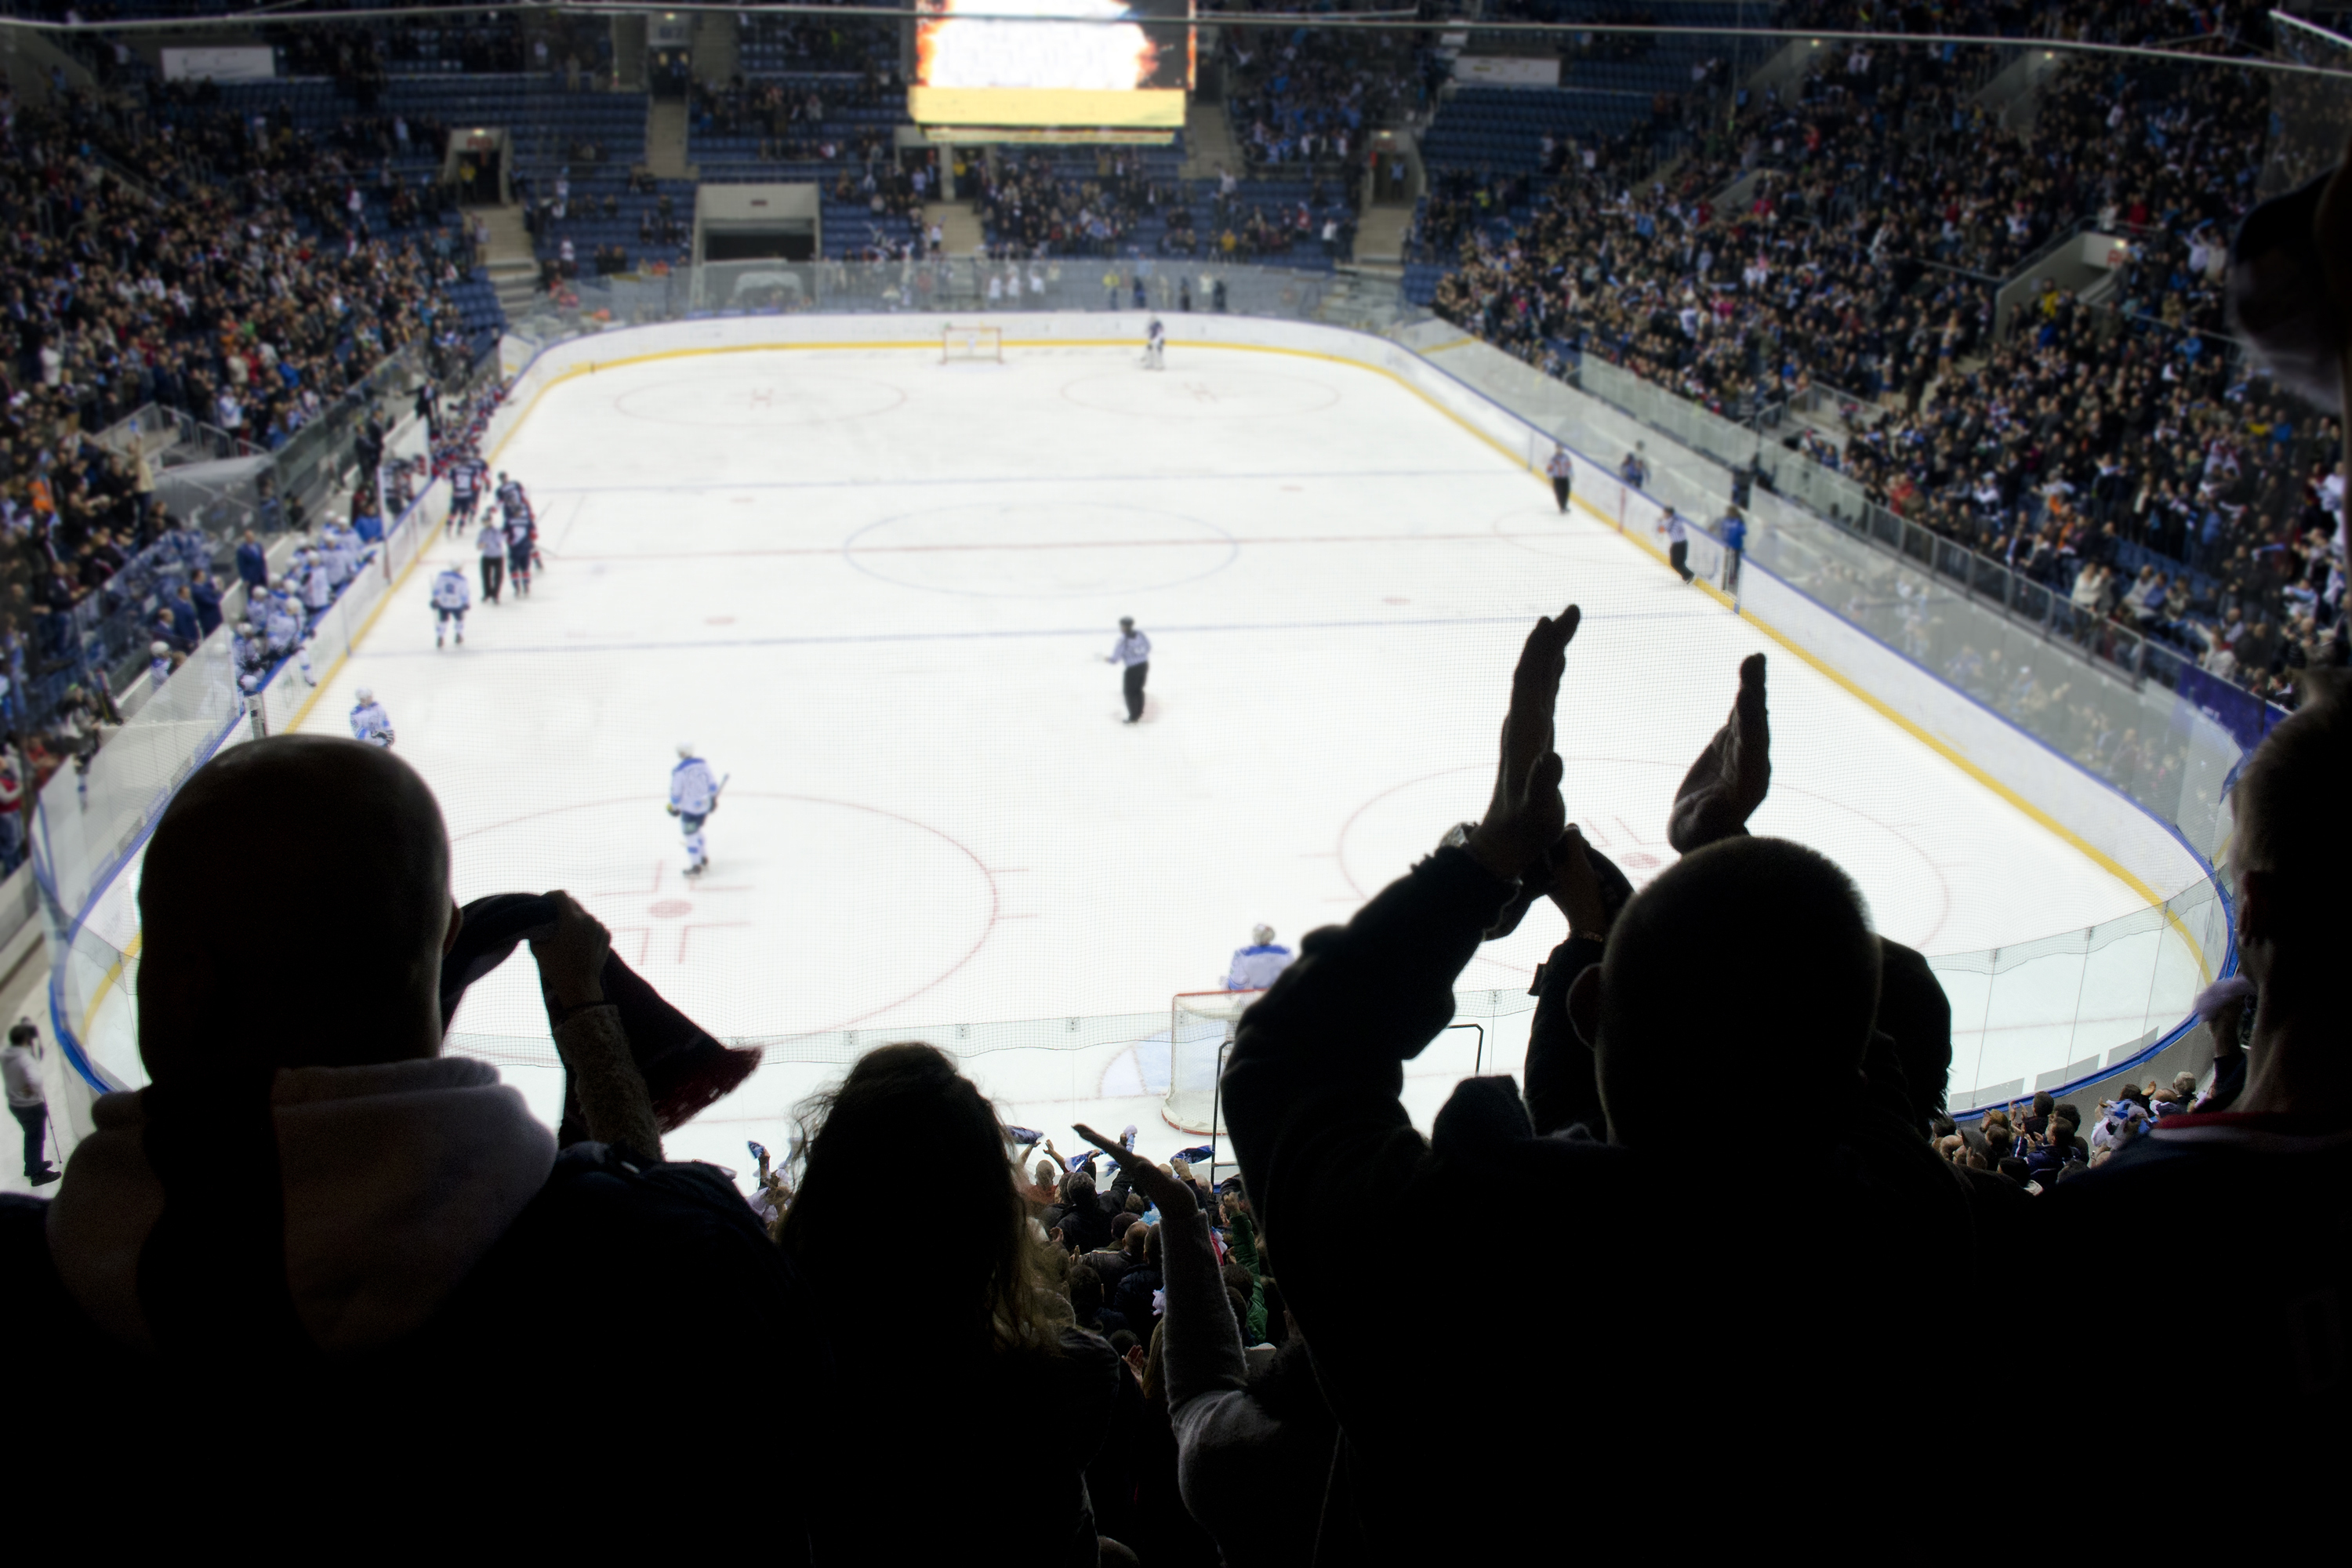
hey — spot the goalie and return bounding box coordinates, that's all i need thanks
[667,742,724,878]
[1225,924,1293,991]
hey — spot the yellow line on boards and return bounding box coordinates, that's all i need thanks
[79,929,143,1052]
[485,329,2196,965]
[1566,474,2209,978]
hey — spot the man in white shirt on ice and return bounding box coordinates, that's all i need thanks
[1106,617,1150,724]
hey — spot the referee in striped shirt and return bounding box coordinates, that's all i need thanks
[1546,445,1575,513]
[1106,616,1151,724]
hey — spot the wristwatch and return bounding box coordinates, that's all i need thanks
[1437,821,1544,940]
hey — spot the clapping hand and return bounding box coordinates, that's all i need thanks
[1076,1122,1192,1217]
[1667,652,1771,854]
[1464,606,1581,888]
[1544,824,1631,943]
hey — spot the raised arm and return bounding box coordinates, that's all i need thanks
[1078,1123,1237,1407]
[1666,653,1771,855]
[1221,609,1577,1397]
[532,891,662,1164]
[1522,826,1631,1137]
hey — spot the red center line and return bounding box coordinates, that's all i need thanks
[552,529,1594,561]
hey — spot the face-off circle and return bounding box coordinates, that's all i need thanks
[1062,366,1341,420]
[445,793,997,1038]
[612,371,906,428]
[844,501,1238,597]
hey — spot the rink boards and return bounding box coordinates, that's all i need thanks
[53,311,2222,1168]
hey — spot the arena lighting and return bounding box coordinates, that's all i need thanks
[2,5,2346,78]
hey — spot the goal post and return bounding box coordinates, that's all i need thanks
[942,324,1003,364]
[1164,989,1265,1135]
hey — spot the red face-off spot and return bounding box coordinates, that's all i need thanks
[648,899,694,918]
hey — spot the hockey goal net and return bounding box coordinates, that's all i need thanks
[1163,989,1265,1134]
[942,324,1003,363]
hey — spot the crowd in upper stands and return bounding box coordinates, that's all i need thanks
[688,66,903,166]
[975,150,1354,264]
[1218,16,1439,169]
[0,72,484,760]
[1421,11,2339,711]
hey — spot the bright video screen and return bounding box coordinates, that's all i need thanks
[912,0,1193,129]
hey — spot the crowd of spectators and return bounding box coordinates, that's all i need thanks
[1422,27,2341,710]
[1219,20,1439,169]
[0,69,487,765]
[734,2,901,76]
[689,67,902,162]
[978,154,1356,264]
[16,599,2339,1528]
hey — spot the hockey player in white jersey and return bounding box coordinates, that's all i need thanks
[262,589,303,657]
[349,688,394,747]
[430,564,471,648]
[667,743,722,877]
[1144,315,1166,370]
[1225,924,1294,991]
[321,520,359,590]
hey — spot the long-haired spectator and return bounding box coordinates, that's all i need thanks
[782,1041,1120,1563]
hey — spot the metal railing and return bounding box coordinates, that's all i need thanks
[1564,352,2288,744]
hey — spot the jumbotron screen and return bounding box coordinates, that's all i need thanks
[912,0,1194,129]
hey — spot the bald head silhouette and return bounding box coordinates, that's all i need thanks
[1578,836,1880,1149]
[137,735,459,1083]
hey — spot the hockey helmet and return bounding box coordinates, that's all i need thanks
[1252,924,1275,946]
[355,688,374,704]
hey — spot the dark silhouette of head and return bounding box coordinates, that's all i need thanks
[1581,837,1880,1149]
[782,1041,1041,1355]
[2234,669,2352,978]
[136,735,456,1084]
[1874,938,1954,1127]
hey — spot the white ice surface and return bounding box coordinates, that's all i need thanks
[293,344,2160,1176]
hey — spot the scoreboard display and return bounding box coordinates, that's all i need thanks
[912,0,1194,129]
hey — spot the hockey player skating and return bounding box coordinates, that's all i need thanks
[1225,924,1294,990]
[1143,316,1166,370]
[476,515,506,603]
[1105,615,1149,724]
[668,743,724,877]
[431,562,470,646]
[349,687,394,747]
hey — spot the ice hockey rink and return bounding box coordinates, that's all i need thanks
[295,336,2175,1177]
